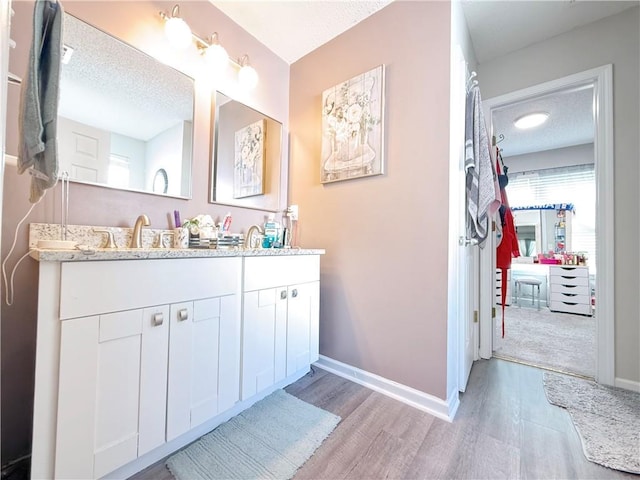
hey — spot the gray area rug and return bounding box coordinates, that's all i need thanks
[166,389,340,480]
[543,372,640,474]
[494,306,595,377]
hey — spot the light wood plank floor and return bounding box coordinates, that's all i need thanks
[131,359,635,480]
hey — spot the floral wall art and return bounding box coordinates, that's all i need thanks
[321,65,385,183]
[234,119,265,198]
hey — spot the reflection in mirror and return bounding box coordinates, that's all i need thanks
[57,13,194,198]
[513,207,570,258]
[211,92,282,212]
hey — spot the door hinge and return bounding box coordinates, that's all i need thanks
[492,221,496,232]
[473,310,478,323]
[492,307,496,318]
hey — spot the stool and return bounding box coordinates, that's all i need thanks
[515,277,542,310]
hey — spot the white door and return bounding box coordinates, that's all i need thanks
[452,48,477,392]
[57,116,110,182]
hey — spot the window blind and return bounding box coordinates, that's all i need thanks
[507,164,596,266]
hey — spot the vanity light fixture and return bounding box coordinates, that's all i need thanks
[514,112,549,129]
[162,5,192,50]
[238,54,259,90]
[159,4,259,88]
[203,32,229,72]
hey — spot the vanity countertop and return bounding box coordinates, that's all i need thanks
[30,247,325,262]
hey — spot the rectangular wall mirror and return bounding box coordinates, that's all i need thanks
[58,13,194,198]
[513,206,572,258]
[210,91,282,212]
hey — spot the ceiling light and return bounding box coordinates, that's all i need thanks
[514,112,549,129]
[163,5,192,50]
[238,55,259,90]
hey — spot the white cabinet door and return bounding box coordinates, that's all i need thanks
[138,306,170,456]
[166,301,194,441]
[286,281,320,375]
[167,295,241,440]
[241,287,287,400]
[218,295,241,412]
[56,307,169,479]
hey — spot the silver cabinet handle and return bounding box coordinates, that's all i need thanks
[152,312,164,326]
[291,289,298,298]
[178,308,189,321]
[280,290,287,299]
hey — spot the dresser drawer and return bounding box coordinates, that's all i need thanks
[550,284,589,296]
[550,274,589,287]
[549,265,589,277]
[550,292,590,305]
[550,300,592,316]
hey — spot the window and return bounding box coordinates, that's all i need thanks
[508,164,596,266]
[108,154,130,188]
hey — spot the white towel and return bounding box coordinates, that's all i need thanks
[17,0,64,203]
[464,85,500,247]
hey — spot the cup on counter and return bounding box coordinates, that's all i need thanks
[173,227,189,249]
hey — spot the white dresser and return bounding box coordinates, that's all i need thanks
[548,265,591,315]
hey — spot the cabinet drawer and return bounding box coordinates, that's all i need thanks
[550,292,590,305]
[244,255,320,291]
[60,257,241,320]
[550,300,592,315]
[550,284,589,296]
[549,266,589,277]
[550,274,589,287]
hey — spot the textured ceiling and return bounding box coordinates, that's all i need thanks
[461,0,639,64]
[211,0,394,64]
[491,85,595,158]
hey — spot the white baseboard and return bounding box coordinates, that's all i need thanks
[314,355,455,422]
[615,377,640,393]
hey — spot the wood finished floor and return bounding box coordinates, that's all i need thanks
[131,359,636,480]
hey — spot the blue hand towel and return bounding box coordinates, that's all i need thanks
[17,0,64,203]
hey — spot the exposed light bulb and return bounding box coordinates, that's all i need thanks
[164,16,192,50]
[204,43,229,72]
[238,64,258,90]
[514,112,549,129]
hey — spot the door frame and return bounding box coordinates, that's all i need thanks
[480,64,615,385]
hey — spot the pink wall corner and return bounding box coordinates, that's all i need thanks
[2,0,289,464]
[289,1,452,399]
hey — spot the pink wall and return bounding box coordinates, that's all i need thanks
[289,1,452,398]
[2,1,289,463]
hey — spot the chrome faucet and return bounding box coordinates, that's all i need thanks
[130,214,150,248]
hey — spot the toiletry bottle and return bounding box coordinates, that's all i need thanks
[262,214,279,248]
[222,212,232,233]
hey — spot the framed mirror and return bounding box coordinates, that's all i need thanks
[57,13,194,198]
[513,205,573,259]
[210,91,283,212]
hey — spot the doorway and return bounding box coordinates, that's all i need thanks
[480,65,615,386]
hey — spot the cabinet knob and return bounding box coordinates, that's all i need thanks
[291,289,298,298]
[152,312,164,326]
[178,308,189,321]
[280,290,287,299]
